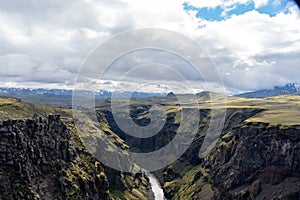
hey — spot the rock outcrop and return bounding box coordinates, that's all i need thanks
[208,122,300,200]
[0,114,111,199]
[159,117,300,200]
[0,114,153,200]
[98,104,300,200]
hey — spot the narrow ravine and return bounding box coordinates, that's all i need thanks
[144,170,166,200]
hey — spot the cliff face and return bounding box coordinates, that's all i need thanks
[207,122,300,200]
[160,119,300,200]
[0,114,153,200]
[98,105,300,200]
[1,95,299,200]
[0,115,110,199]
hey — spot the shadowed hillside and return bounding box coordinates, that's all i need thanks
[96,94,300,200]
[0,97,153,200]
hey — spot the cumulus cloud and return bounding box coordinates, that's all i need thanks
[0,0,299,94]
[253,0,269,8]
[192,4,300,92]
[0,0,196,88]
[185,0,253,9]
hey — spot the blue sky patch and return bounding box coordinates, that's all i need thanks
[182,2,198,11]
[256,0,290,16]
[226,2,255,16]
[183,0,292,21]
[196,6,224,21]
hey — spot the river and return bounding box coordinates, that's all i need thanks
[144,170,166,200]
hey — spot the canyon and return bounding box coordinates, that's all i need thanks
[0,93,299,199]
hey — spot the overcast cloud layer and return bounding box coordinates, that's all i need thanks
[0,0,299,94]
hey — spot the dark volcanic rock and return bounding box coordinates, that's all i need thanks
[208,123,300,200]
[0,114,154,200]
[0,114,112,200]
[141,108,300,200]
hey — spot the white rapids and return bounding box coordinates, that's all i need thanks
[144,170,166,200]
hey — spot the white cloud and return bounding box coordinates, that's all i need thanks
[253,0,269,8]
[185,0,224,8]
[184,0,270,11]
[0,54,36,76]
[185,0,253,9]
[0,0,299,93]
[193,4,300,91]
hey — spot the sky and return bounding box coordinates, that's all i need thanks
[0,0,299,94]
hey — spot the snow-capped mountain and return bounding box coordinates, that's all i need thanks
[236,83,300,98]
[0,87,167,108]
[0,87,166,98]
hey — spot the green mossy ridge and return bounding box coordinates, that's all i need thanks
[0,97,72,120]
[163,165,213,200]
[0,97,153,200]
[110,189,125,199]
[63,128,110,199]
[131,188,148,200]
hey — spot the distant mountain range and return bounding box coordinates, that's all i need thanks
[236,83,300,98]
[0,87,166,108]
[0,87,166,98]
[1,83,299,107]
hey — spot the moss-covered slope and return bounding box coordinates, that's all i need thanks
[0,97,153,200]
[97,94,300,200]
